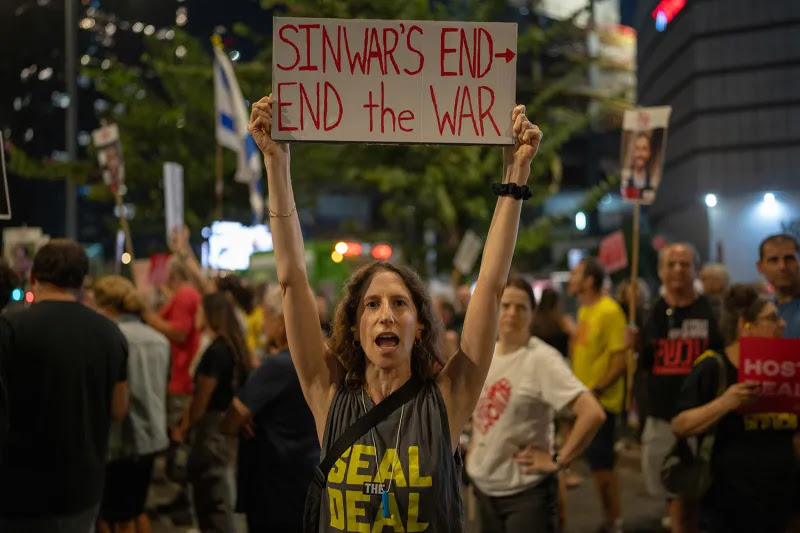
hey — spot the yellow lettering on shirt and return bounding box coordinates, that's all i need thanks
[408,447,432,487]
[346,444,376,485]
[328,447,352,484]
[345,490,370,533]
[373,448,407,488]
[370,492,405,532]
[743,412,798,431]
[328,487,345,530]
[406,493,430,531]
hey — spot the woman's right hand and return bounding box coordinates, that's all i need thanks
[721,381,761,410]
[248,94,288,158]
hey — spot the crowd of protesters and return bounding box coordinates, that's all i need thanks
[0,101,797,533]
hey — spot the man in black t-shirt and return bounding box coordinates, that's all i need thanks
[639,243,723,533]
[0,239,129,532]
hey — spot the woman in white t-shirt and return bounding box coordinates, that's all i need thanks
[466,278,607,532]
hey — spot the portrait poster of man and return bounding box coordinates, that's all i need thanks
[620,106,671,204]
[91,124,125,194]
[2,227,45,284]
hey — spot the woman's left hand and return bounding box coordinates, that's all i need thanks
[513,444,558,474]
[503,105,543,173]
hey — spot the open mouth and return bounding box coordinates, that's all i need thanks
[375,334,400,348]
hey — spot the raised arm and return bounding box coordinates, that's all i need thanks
[248,95,333,441]
[438,106,542,446]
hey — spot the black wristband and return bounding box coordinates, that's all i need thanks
[492,183,532,200]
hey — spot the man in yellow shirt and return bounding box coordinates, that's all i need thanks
[568,256,628,533]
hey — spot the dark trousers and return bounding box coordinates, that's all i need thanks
[0,503,99,533]
[475,476,559,533]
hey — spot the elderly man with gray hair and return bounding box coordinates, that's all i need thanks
[638,243,725,533]
[221,285,320,532]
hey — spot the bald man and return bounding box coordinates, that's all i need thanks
[639,243,724,533]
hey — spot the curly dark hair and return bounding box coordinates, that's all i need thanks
[328,261,442,390]
[719,284,770,346]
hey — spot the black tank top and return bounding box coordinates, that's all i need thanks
[318,380,464,532]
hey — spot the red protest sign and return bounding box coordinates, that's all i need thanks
[739,337,800,414]
[598,230,628,274]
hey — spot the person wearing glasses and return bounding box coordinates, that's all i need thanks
[672,284,799,533]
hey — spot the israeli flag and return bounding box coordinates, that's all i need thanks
[213,46,264,221]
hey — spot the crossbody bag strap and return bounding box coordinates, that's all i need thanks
[311,375,423,488]
[698,352,729,459]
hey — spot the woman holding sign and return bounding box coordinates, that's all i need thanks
[248,94,541,531]
[672,284,800,533]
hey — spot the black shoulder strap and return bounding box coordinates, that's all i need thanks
[312,375,423,488]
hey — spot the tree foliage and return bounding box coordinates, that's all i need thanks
[10,0,628,272]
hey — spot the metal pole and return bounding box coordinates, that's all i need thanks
[64,0,78,240]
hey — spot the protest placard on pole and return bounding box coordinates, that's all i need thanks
[598,230,628,274]
[164,162,184,238]
[272,18,517,145]
[620,106,672,205]
[453,230,483,275]
[93,123,134,263]
[739,337,800,415]
[92,124,125,194]
[0,132,11,220]
[619,105,671,324]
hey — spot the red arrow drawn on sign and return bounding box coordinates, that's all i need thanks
[495,48,515,63]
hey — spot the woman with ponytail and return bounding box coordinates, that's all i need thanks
[172,292,252,532]
[94,275,171,533]
[672,284,799,533]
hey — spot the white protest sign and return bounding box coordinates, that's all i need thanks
[620,106,672,205]
[163,162,184,238]
[0,132,10,220]
[272,17,518,145]
[453,229,483,275]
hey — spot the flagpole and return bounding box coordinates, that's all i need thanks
[215,142,223,221]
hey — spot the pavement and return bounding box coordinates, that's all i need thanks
[149,440,666,533]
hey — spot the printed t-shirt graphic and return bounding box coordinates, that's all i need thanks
[641,296,723,420]
[319,381,463,532]
[467,338,586,497]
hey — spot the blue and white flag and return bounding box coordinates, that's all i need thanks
[213,46,264,221]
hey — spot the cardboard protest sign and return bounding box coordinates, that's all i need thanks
[92,124,125,193]
[453,230,483,275]
[620,106,671,204]
[272,17,517,145]
[0,132,11,220]
[163,162,184,239]
[739,337,800,414]
[598,230,628,273]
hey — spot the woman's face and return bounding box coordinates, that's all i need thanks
[263,307,287,346]
[499,286,533,339]
[355,270,419,372]
[740,302,785,339]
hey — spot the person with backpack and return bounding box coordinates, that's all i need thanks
[672,284,800,533]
